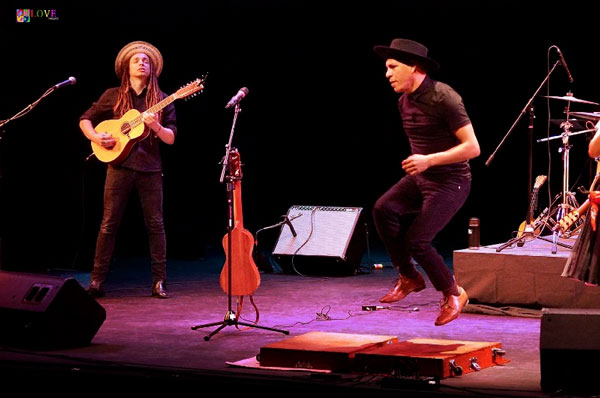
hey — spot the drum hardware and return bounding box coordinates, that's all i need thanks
[537,93,599,252]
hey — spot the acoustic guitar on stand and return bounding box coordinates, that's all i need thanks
[91,77,205,164]
[517,175,547,240]
[220,148,261,298]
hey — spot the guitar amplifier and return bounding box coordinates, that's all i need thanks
[272,205,366,275]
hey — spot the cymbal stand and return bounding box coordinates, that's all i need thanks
[541,111,580,253]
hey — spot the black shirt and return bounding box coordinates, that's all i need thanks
[80,87,177,172]
[399,76,471,179]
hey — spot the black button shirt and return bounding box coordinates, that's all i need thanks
[399,76,471,180]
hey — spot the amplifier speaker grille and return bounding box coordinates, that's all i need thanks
[272,205,366,275]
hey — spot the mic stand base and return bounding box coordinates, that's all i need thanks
[495,231,538,252]
[191,310,289,341]
[495,231,573,253]
[546,196,581,253]
[544,233,573,253]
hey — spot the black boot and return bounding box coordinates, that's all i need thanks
[87,280,106,298]
[152,280,169,298]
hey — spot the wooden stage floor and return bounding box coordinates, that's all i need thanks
[0,245,597,397]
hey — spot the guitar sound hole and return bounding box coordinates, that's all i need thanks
[121,122,131,137]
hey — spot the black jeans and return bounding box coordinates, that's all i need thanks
[91,167,166,284]
[373,174,470,292]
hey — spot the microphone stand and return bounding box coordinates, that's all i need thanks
[0,84,63,269]
[191,103,288,340]
[487,61,560,252]
[253,215,299,273]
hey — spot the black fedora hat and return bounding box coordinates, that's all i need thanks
[374,38,439,72]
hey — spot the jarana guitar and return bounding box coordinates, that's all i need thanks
[220,149,261,297]
[91,77,205,164]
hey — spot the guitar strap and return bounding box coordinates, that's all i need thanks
[590,191,600,231]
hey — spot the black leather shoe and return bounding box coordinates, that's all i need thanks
[152,280,169,298]
[87,280,105,298]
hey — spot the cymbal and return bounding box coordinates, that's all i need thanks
[570,111,600,120]
[543,94,599,105]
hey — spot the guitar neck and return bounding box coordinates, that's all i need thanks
[130,94,176,128]
[146,94,176,115]
[232,180,244,229]
[526,188,539,224]
[578,199,591,216]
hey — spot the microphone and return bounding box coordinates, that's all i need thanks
[225,87,249,109]
[283,215,297,237]
[54,76,77,89]
[556,47,574,83]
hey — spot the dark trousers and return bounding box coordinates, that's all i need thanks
[373,174,470,292]
[91,167,166,284]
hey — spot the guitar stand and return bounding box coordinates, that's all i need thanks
[191,103,288,341]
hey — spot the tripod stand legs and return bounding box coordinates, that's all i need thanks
[191,310,289,341]
[496,233,532,252]
[536,234,573,250]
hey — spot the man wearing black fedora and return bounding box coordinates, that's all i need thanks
[79,41,176,299]
[372,38,480,326]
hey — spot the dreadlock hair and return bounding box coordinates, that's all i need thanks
[113,58,163,122]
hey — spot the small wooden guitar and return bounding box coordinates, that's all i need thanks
[220,149,261,297]
[91,77,205,164]
[517,175,547,237]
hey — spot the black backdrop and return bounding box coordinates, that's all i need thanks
[1,2,599,271]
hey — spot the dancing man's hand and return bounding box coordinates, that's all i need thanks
[402,154,432,175]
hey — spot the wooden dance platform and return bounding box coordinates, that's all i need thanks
[454,235,600,309]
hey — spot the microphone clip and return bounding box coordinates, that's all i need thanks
[281,215,297,237]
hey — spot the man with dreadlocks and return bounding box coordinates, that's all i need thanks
[80,41,176,299]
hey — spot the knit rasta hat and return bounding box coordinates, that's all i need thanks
[114,40,163,77]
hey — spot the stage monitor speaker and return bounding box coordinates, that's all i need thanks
[540,308,600,393]
[0,271,106,349]
[272,205,366,275]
